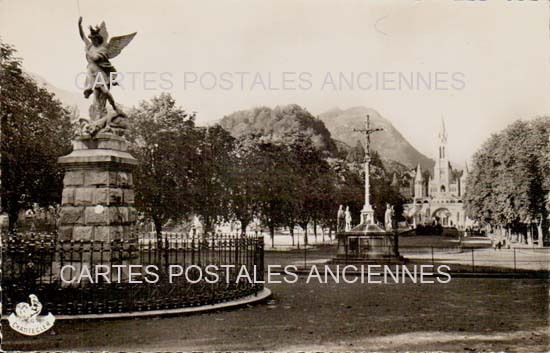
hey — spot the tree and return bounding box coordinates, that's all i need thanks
[228,135,263,234]
[465,117,550,245]
[528,117,550,244]
[191,125,235,233]
[127,93,196,240]
[346,140,365,163]
[254,138,299,247]
[313,169,339,240]
[0,41,72,231]
[287,133,329,245]
[330,159,364,226]
[369,151,406,223]
[219,104,337,156]
[336,145,405,227]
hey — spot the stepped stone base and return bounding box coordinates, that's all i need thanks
[333,223,406,264]
[57,133,138,242]
[331,254,407,265]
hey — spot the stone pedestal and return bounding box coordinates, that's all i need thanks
[360,204,375,225]
[333,223,405,264]
[57,133,138,242]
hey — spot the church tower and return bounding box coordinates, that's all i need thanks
[459,161,468,197]
[414,164,424,199]
[432,118,451,196]
[403,118,470,229]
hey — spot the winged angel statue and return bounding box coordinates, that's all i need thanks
[76,17,136,137]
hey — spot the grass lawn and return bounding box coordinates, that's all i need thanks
[3,277,547,352]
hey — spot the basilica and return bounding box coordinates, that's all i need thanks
[402,121,469,228]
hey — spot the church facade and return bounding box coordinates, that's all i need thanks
[403,121,469,228]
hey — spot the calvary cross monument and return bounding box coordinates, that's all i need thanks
[333,115,404,263]
[354,115,383,225]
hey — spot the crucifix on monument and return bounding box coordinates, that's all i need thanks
[332,114,403,263]
[353,115,383,225]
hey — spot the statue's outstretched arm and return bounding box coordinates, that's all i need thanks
[78,17,91,46]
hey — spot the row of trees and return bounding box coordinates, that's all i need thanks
[464,117,550,245]
[1,41,404,241]
[128,94,404,246]
[0,40,73,231]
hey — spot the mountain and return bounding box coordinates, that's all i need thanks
[319,106,434,170]
[219,104,337,154]
[25,74,434,172]
[26,72,134,118]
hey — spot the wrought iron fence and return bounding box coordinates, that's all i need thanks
[2,232,264,316]
[301,243,550,272]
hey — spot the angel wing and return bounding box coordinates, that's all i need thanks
[106,32,137,59]
[99,21,109,42]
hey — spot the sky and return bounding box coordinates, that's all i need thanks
[1,0,549,165]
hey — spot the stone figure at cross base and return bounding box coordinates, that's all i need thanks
[385,204,395,231]
[337,205,345,232]
[345,206,352,232]
[76,17,137,138]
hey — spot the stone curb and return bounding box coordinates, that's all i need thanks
[289,268,548,279]
[2,288,272,321]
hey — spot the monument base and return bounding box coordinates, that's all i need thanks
[332,223,406,264]
[57,133,138,242]
[360,205,374,225]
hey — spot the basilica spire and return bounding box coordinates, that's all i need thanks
[405,117,468,229]
[438,116,447,144]
[414,163,424,199]
[414,163,423,181]
[437,117,448,161]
